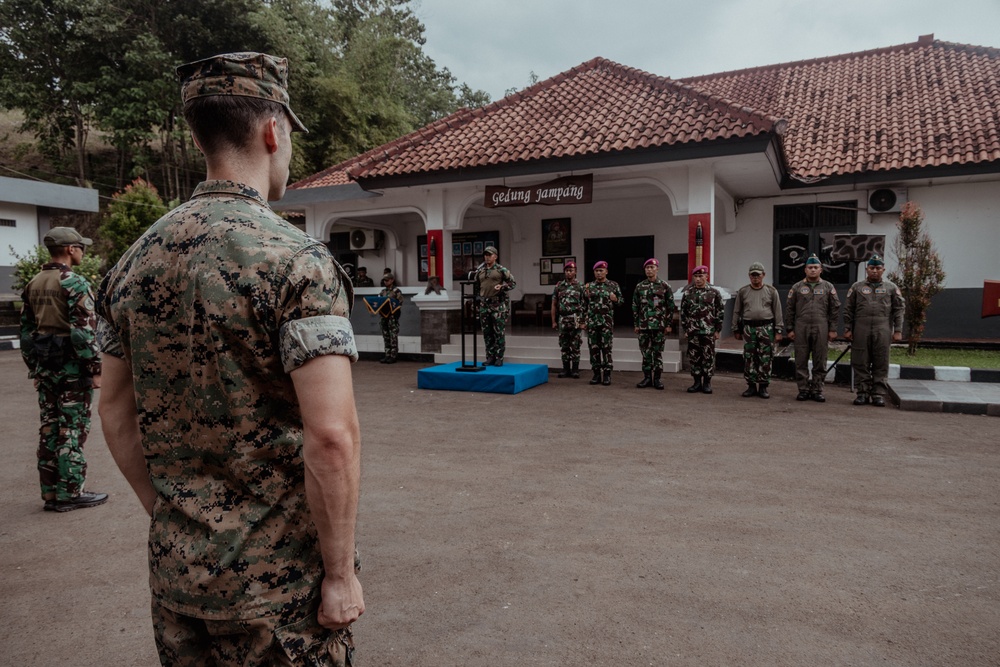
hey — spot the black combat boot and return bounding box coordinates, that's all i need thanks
[701,378,713,394]
[636,373,652,388]
[871,395,886,407]
[558,362,571,378]
[571,362,580,379]
[796,390,811,400]
[757,383,770,399]
[742,383,757,397]
[811,389,825,402]
[653,370,664,390]
[590,369,602,385]
[853,394,869,405]
[602,370,611,386]
[483,356,494,367]
[687,375,703,393]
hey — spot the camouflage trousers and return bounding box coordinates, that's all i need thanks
[35,378,92,502]
[479,298,509,361]
[686,333,717,378]
[587,326,614,372]
[637,330,666,372]
[740,323,775,383]
[380,315,399,359]
[152,596,354,667]
[557,315,582,365]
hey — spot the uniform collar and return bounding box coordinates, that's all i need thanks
[191,180,269,208]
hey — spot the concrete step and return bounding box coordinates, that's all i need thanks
[435,333,682,372]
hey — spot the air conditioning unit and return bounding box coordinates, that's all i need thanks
[349,228,382,251]
[867,188,908,214]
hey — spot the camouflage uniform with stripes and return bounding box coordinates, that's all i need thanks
[583,279,623,373]
[20,262,102,504]
[632,278,675,373]
[680,283,725,379]
[552,278,584,366]
[97,180,358,663]
[379,285,403,361]
[475,263,516,363]
[732,283,783,384]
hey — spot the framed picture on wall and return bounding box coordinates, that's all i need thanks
[540,258,551,273]
[473,241,484,255]
[542,218,571,256]
[463,242,473,255]
[453,242,462,256]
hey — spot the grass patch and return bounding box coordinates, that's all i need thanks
[889,347,1000,369]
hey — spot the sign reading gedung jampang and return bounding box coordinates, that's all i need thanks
[484,174,593,208]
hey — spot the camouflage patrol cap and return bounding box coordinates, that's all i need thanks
[748,261,765,274]
[177,52,308,133]
[44,227,92,247]
[484,246,498,255]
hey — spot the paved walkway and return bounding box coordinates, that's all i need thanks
[890,378,1000,416]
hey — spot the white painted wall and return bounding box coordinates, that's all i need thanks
[0,202,40,264]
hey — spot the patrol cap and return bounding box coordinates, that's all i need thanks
[867,254,884,266]
[805,254,822,266]
[44,227,92,247]
[483,245,498,255]
[644,258,659,268]
[593,260,608,270]
[383,272,395,281]
[748,261,765,274]
[177,52,308,133]
[564,261,576,270]
[692,265,709,275]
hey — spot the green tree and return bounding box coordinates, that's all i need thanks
[99,178,171,267]
[888,201,946,355]
[9,244,104,291]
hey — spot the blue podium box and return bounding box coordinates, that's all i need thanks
[417,362,548,394]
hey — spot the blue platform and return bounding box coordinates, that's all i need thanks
[417,362,549,394]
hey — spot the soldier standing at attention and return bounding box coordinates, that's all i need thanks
[96,52,363,664]
[378,272,403,364]
[732,262,783,398]
[680,265,724,394]
[632,258,675,390]
[582,260,623,385]
[475,245,516,366]
[20,227,106,512]
[786,254,841,402]
[844,255,905,406]
[551,260,584,378]
[353,266,375,288]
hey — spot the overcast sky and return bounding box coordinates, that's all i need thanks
[414,0,1000,102]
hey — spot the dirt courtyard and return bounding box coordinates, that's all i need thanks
[1,350,998,666]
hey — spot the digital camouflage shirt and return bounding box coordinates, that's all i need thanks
[583,279,623,329]
[96,180,357,620]
[680,283,725,336]
[632,278,675,330]
[552,279,584,322]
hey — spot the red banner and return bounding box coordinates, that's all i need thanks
[983,280,1000,318]
[484,175,593,208]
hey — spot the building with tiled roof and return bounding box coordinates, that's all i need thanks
[277,34,1000,349]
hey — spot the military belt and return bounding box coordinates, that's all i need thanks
[742,319,774,327]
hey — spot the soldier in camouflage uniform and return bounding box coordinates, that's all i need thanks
[475,245,516,366]
[680,265,724,394]
[582,260,623,385]
[378,272,403,363]
[353,266,375,288]
[95,53,362,666]
[732,262,783,399]
[844,255,905,407]
[632,258,675,390]
[20,227,107,512]
[550,260,584,378]
[786,254,841,402]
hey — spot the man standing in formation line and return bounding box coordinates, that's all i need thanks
[97,52,363,664]
[353,266,374,287]
[845,255,905,407]
[582,260,623,385]
[680,265,724,394]
[551,260,584,378]
[786,254,841,402]
[20,227,107,512]
[378,271,403,364]
[632,258,675,390]
[475,245,517,367]
[732,261,783,398]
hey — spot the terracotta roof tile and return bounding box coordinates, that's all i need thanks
[291,37,1000,190]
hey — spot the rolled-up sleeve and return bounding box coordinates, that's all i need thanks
[279,314,358,372]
